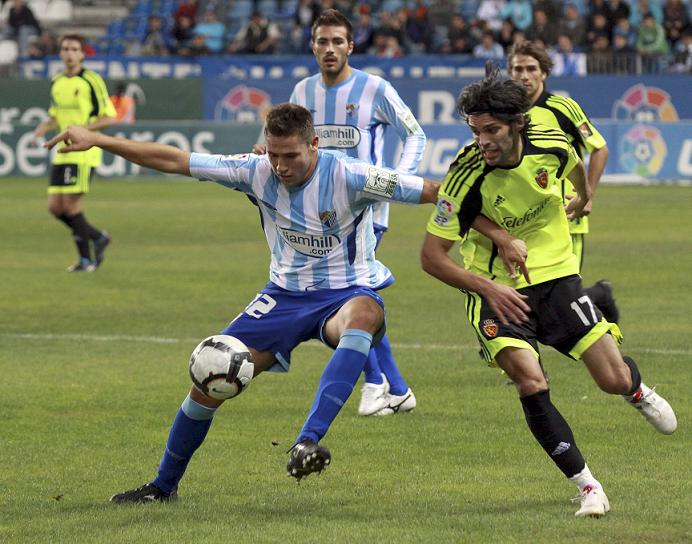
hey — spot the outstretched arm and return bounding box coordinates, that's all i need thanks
[564,158,590,220]
[420,233,530,325]
[45,125,191,176]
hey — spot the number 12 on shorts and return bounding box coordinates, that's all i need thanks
[570,295,598,326]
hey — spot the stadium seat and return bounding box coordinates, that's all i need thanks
[0,39,19,65]
[44,0,74,23]
[28,0,48,22]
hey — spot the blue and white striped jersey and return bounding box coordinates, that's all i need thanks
[189,149,424,292]
[290,68,426,230]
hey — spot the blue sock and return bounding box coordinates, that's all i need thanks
[374,334,408,395]
[296,329,372,444]
[152,394,217,494]
[363,348,384,384]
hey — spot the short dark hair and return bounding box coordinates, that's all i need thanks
[311,9,353,43]
[265,103,315,143]
[59,33,86,51]
[507,40,554,77]
[457,62,531,126]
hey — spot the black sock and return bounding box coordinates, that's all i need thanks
[622,356,642,396]
[73,212,103,241]
[520,390,586,478]
[63,213,93,260]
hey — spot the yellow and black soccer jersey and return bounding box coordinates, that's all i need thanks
[427,124,581,289]
[48,69,116,167]
[528,91,606,234]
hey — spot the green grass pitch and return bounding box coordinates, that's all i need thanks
[0,177,690,543]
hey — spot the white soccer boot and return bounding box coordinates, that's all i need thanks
[573,484,610,518]
[358,374,389,416]
[627,383,677,435]
[374,387,416,416]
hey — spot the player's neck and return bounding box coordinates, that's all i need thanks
[64,64,82,77]
[322,65,352,87]
[530,86,544,105]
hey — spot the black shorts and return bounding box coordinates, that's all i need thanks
[466,274,617,363]
[48,163,93,194]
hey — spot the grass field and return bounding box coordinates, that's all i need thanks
[1,177,690,543]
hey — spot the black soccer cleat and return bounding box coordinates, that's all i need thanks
[110,483,177,504]
[93,231,111,268]
[66,258,96,273]
[594,279,620,324]
[287,439,331,481]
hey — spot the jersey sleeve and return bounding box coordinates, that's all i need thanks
[553,96,606,154]
[373,80,426,174]
[426,146,485,240]
[84,71,116,118]
[342,157,423,204]
[189,152,258,193]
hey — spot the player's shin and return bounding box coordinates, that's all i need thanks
[363,349,384,384]
[152,393,218,494]
[296,329,372,444]
[621,356,642,397]
[520,390,586,478]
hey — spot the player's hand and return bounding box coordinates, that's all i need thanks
[497,236,531,284]
[44,125,97,153]
[252,143,267,155]
[564,194,589,221]
[479,280,531,325]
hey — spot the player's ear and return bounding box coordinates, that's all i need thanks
[310,136,319,150]
[347,41,354,55]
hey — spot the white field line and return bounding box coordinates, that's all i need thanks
[1,332,689,357]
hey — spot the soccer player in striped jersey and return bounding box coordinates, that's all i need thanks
[508,40,619,323]
[292,9,427,416]
[46,103,440,501]
[420,69,676,517]
[34,34,117,272]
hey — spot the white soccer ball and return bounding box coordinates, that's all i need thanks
[189,335,255,400]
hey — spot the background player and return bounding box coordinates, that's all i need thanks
[290,9,427,417]
[508,40,619,322]
[46,103,439,502]
[420,69,676,517]
[34,34,117,272]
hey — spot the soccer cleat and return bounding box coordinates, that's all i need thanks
[110,483,177,504]
[287,439,331,481]
[93,231,111,267]
[374,388,416,416]
[358,374,389,416]
[627,383,677,434]
[66,258,96,273]
[594,279,620,324]
[573,485,610,518]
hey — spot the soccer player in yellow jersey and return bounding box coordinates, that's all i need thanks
[508,40,619,323]
[421,67,676,518]
[34,34,117,272]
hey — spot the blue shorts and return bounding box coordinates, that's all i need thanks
[221,282,386,372]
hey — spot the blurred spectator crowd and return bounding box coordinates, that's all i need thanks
[1,0,691,73]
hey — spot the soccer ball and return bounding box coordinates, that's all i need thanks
[189,335,255,400]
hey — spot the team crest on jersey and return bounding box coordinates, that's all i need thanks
[364,167,398,198]
[535,168,549,189]
[578,122,593,139]
[319,210,337,227]
[345,103,359,115]
[229,153,249,160]
[482,319,498,338]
